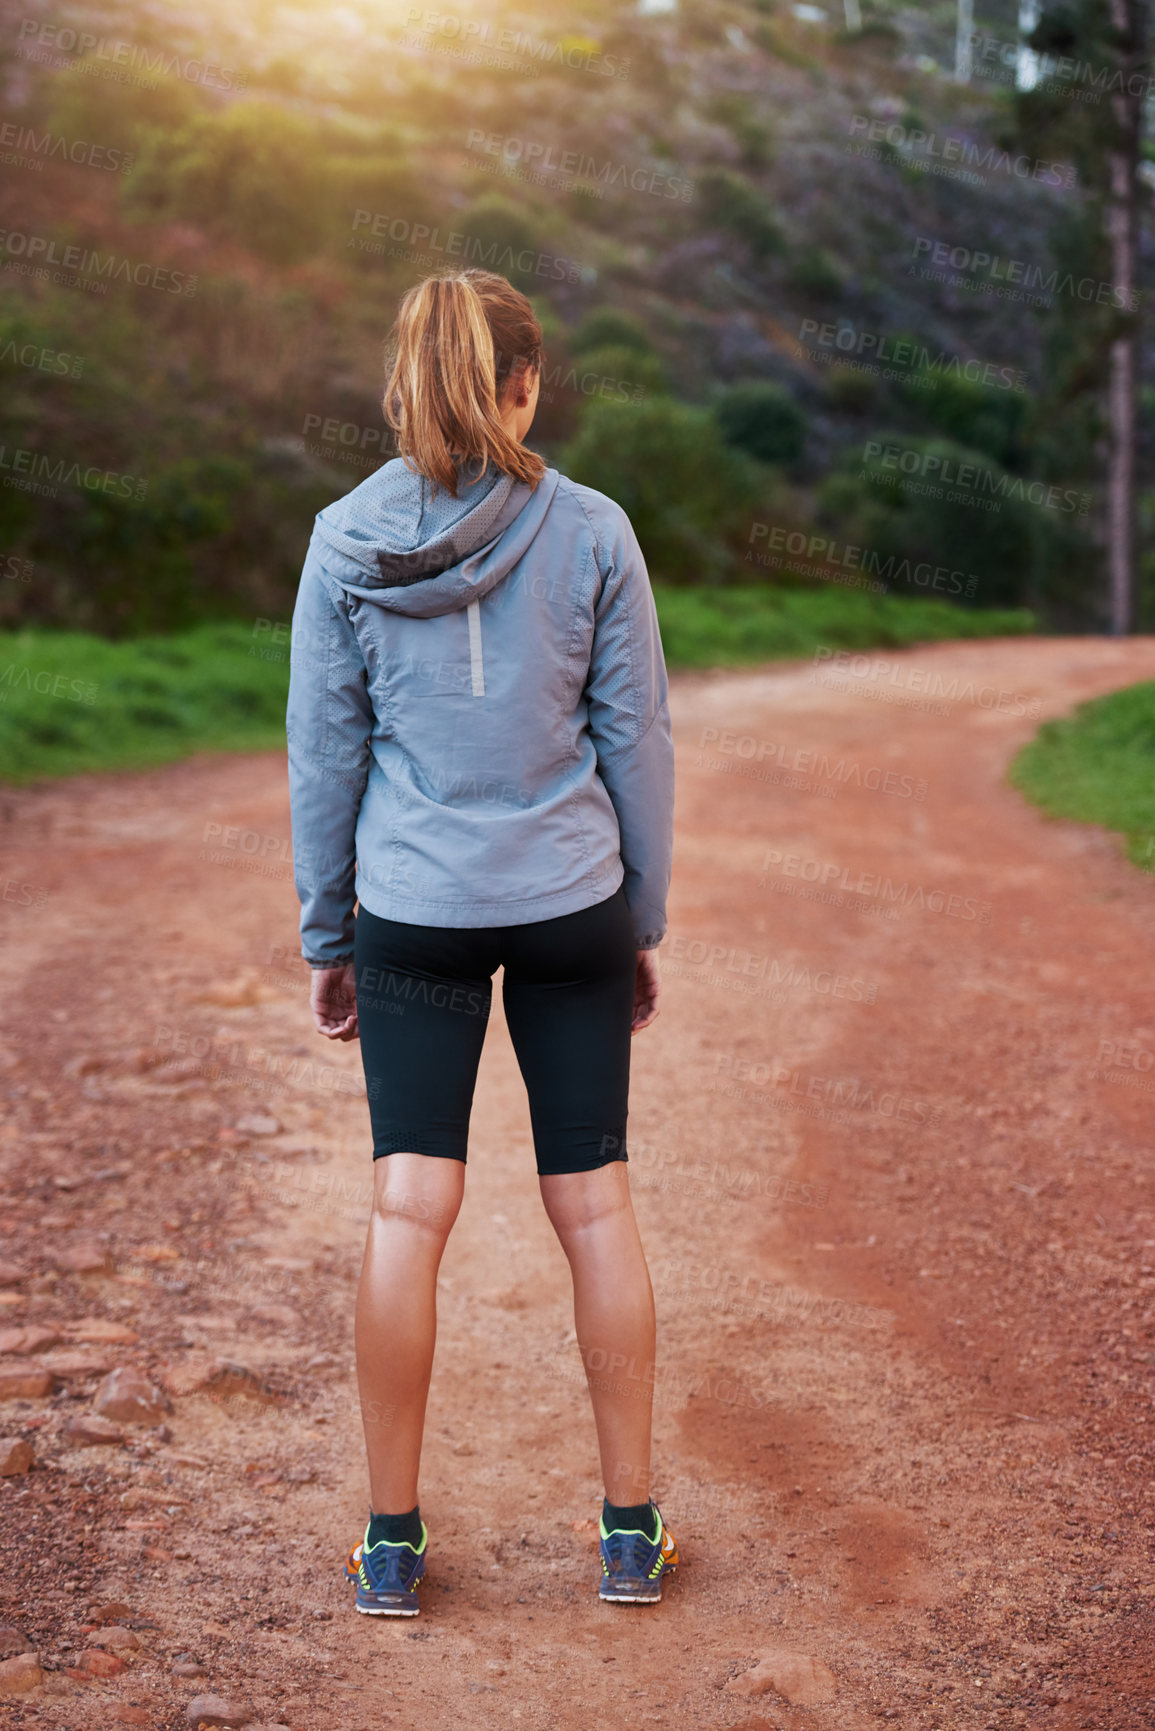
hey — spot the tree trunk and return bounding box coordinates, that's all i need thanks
[955,0,974,81]
[1016,0,1042,89]
[1105,0,1145,635]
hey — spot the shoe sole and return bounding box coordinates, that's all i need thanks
[355,1598,421,1617]
[599,1565,675,1604]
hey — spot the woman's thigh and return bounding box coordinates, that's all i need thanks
[354,906,499,1162]
[499,887,636,1177]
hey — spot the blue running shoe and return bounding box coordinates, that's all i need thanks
[348,1521,427,1616]
[598,1504,679,1603]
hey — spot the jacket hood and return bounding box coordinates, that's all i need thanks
[311,455,560,618]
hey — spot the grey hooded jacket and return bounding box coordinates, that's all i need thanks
[285,454,674,967]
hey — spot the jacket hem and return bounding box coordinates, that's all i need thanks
[354,861,626,930]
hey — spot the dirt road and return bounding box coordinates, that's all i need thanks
[1,635,1154,1731]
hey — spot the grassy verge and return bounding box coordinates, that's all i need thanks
[651,585,1035,668]
[0,624,289,785]
[0,590,1036,785]
[1009,679,1155,873]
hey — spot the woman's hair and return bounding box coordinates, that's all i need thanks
[383,269,546,496]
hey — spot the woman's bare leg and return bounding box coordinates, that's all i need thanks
[539,1161,656,1507]
[355,1152,466,1513]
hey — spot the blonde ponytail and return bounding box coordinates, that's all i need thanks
[383,270,546,496]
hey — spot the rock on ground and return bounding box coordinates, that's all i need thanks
[0,1655,43,1695]
[80,1648,125,1677]
[93,1366,171,1423]
[727,1649,838,1705]
[0,1366,54,1400]
[185,1695,255,1728]
[0,1628,32,1660]
[64,1413,125,1446]
[51,1242,110,1273]
[0,1324,61,1354]
[88,1626,140,1651]
[0,1437,34,1475]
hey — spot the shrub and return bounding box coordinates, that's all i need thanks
[453,196,556,291]
[569,309,657,356]
[562,398,767,584]
[896,367,1033,469]
[714,382,807,466]
[698,169,785,260]
[124,102,333,264]
[565,344,670,404]
[786,246,845,299]
[816,433,1092,613]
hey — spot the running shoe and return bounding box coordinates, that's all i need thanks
[346,1522,427,1616]
[598,1504,679,1603]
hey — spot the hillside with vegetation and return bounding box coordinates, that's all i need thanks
[0,0,1147,640]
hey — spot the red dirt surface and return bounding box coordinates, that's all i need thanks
[1,634,1154,1730]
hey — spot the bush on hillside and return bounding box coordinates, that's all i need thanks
[895,367,1034,469]
[698,169,785,260]
[569,309,657,355]
[566,344,670,403]
[714,381,807,466]
[816,433,1094,612]
[124,102,332,263]
[562,398,768,584]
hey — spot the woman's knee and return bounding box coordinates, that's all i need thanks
[371,1152,464,1235]
[540,1162,633,1239]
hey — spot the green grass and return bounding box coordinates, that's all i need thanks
[651,584,1035,668]
[0,590,1036,785]
[0,623,289,785]
[1009,679,1155,873]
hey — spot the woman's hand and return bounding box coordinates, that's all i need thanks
[310,963,359,1041]
[631,948,661,1034]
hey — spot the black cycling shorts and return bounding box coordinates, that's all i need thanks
[352,884,637,1176]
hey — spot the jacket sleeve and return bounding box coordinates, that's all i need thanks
[584,506,675,950]
[285,530,374,968]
